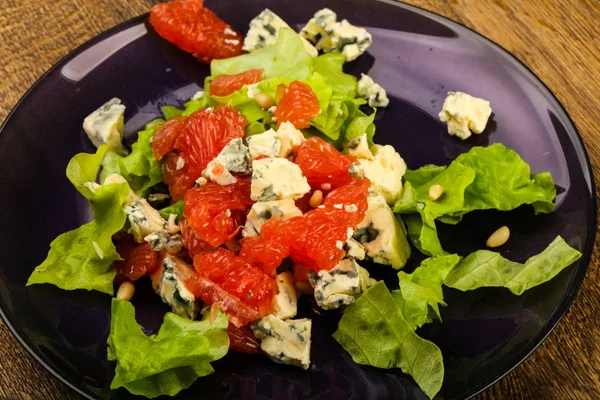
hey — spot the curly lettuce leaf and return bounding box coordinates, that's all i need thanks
[27,146,129,294]
[108,299,229,398]
[393,255,461,330]
[211,28,313,81]
[395,144,556,256]
[444,236,581,295]
[101,128,163,196]
[333,281,444,399]
[313,53,357,101]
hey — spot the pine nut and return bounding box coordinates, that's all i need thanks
[294,281,314,296]
[428,184,444,201]
[253,93,274,109]
[116,281,135,301]
[486,226,510,248]
[309,190,323,208]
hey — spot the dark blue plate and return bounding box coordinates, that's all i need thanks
[0,0,595,399]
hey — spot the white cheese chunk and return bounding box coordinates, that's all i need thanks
[247,129,282,159]
[276,121,306,156]
[357,74,389,107]
[272,272,298,319]
[344,237,366,260]
[358,144,407,205]
[251,158,311,201]
[251,315,312,369]
[202,138,251,186]
[124,199,179,243]
[438,91,492,140]
[82,98,126,154]
[150,255,199,320]
[354,191,410,269]
[243,199,303,237]
[346,134,374,160]
[247,123,305,160]
[301,10,372,61]
[243,9,318,57]
[144,231,183,254]
[308,258,375,310]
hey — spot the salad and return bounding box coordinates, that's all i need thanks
[26,1,583,398]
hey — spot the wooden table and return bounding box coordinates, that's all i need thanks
[1,1,599,399]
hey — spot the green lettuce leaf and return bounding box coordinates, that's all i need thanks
[27,146,129,294]
[158,200,184,221]
[100,128,163,196]
[393,254,462,330]
[444,236,582,295]
[333,281,444,399]
[211,28,313,81]
[108,299,229,398]
[395,144,556,256]
[313,53,357,101]
[182,96,209,116]
[161,105,183,120]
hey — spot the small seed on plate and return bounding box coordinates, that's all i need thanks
[428,184,444,201]
[294,281,314,296]
[309,190,323,208]
[486,226,510,248]
[116,281,135,301]
[253,93,274,109]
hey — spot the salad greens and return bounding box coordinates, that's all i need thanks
[108,299,229,398]
[333,281,444,399]
[445,236,582,295]
[27,145,129,295]
[394,254,461,330]
[395,143,557,256]
[101,127,163,197]
[25,6,586,400]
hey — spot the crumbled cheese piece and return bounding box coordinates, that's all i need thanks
[438,91,492,140]
[202,138,251,186]
[82,98,126,154]
[272,272,298,319]
[243,199,303,237]
[251,315,312,369]
[251,158,310,201]
[357,145,407,205]
[357,74,389,107]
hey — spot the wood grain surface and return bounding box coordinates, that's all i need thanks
[1,1,599,399]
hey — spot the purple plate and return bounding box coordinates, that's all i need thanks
[0,0,595,399]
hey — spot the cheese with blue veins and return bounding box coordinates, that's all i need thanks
[150,255,199,320]
[300,9,372,61]
[251,158,310,201]
[438,91,492,140]
[357,144,407,205]
[308,258,375,310]
[243,9,318,57]
[251,315,312,369]
[144,231,183,254]
[243,199,303,237]
[247,122,305,160]
[124,198,179,243]
[82,98,127,154]
[353,190,410,269]
[202,138,251,186]
[346,134,374,160]
[272,272,298,319]
[357,74,389,107]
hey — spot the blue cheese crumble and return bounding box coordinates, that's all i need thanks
[357,74,389,107]
[251,315,312,369]
[150,255,199,320]
[202,138,251,186]
[83,98,127,154]
[438,91,492,140]
[308,258,375,310]
[243,9,318,57]
[243,199,303,237]
[251,158,310,201]
[300,9,372,61]
[272,272,298,319]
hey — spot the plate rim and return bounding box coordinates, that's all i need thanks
[0,2,596,399]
